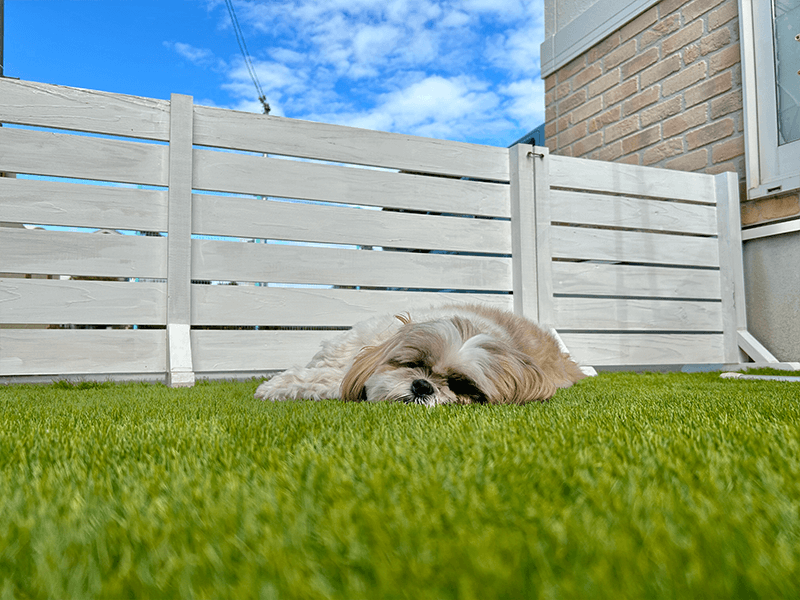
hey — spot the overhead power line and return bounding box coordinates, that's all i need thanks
[224,0,270,114]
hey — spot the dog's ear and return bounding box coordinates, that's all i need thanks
[340,344,387,402]
[509,358,558,402]
[486,346,558,403]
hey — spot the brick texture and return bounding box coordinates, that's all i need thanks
[544,0,750,212]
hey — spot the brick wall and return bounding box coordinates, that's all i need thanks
[542,0,799,226]
[545,0,743,172]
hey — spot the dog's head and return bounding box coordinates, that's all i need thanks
[340,315,557,406]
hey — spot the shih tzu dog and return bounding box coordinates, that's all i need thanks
[254,304,586,406]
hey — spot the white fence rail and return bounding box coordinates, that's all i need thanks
[0,79,787,385]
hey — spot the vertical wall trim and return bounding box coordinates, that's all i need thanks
[737,0,761,197]
[166,93,195,387]
[509,144,539,321]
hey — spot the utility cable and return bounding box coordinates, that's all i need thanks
[224,0,270,114]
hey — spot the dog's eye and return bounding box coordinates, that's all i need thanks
[447,377,487,403]
[390,359,425,370]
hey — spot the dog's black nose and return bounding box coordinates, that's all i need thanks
[411,379,435,398]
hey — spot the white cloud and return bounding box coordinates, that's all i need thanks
[462,0,527,18]
[501,77,545,127]
[381,75,499,128]
[487,21,544,75]
[166,41,219,67]
[306,74,511,141]
[179,0,547,144]
[440,10,470,28]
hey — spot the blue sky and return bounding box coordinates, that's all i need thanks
[4,0,545,147]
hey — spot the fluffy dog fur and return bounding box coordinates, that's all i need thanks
[254,304,586,405]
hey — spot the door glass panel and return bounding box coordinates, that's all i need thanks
[774,0,800,144]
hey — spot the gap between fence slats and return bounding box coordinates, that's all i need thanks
[0,228,168,280]
[551,262,722,299]
[0,329,167,376]
[0,78,171,140]
[191,240,513,291]
[559,333,726,366]
[550,226,720,268]
[192,195,512,254]
[192,149,510,218]
[553,297,724,331]
[0,178,168,232]
[0,127,167,187]
[550,189,719,235]
[192,105,510,182]
[0,279,166,325]
[191,285,513,327]
[548,155,716,203]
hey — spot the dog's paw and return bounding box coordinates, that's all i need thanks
[254,379,281,401]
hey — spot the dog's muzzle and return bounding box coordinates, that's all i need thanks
[407,379,437,406]
[411,379,434,398]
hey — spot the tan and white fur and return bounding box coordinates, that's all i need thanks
[254,304,586,405]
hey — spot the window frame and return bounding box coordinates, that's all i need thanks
[739,0,800,199]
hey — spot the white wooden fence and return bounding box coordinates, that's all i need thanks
[0,79,788,385]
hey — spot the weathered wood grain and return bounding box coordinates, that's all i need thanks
[193,105,510,181]
[559,332,726,365]
[191,330,334,372]
[0,127,167,186]
[0,278,166,325]
[551,262,722,299]
[0,329,167,376]
[550,189,718,235]
[192,194,512,254]
[192,149,510,218]
[0,177,167,232]
[549,154,716,203]
[0,78,171,140]
[0,228,167,279]
[191,285,512,327]
[554,297,723,331]
[551,226,720,267]
[191,240,513,291]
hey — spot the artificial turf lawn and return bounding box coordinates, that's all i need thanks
[1,372,799,599]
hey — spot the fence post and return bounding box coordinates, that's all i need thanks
[715,171,779,365]
[166,93,195,386]
[509,144,539,321]
[715,171,748,364]
[531,146,555,329]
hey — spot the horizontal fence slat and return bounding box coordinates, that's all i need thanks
[549,155,716,202]
[551,226,720,268]
[191,330,334,373]
[192,150,510,218]
[553,297,723,331]
[550,189,718,235]
[0,329,167,376]
[0,177,168,232]
[193,195,512,254]
[552,262,722,299]
[0,78,171,140]
[0,127,167,186]
[0,228,168,279]
[191,285,513,326]
[0,279,166,325]
[192,240,513,291]
[193,106,511,181]
[559,333,726,366]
